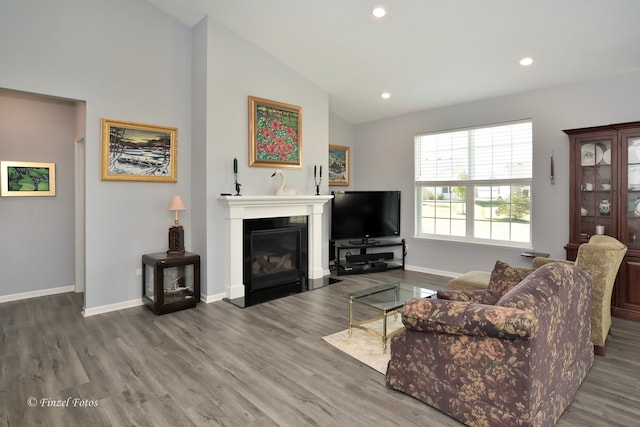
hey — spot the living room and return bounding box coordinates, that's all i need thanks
[2,0,640,315]
[2,1,640,424]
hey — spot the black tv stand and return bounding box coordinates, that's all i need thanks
[334,239,406,276]
[347,238,380,246]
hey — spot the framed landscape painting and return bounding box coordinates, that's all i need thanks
[328,144,350,186]
[101,118,177,182]
[0,161,56,197]
[248,96,301,168]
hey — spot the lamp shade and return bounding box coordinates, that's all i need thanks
[167,195,185,211]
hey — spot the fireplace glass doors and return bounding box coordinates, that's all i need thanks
[243,216,308,306]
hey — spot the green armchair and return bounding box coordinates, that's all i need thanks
[534,235,627,355]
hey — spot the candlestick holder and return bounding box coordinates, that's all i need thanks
[234,172,242,196]
[314,176,321,195]
[313,164,323,195]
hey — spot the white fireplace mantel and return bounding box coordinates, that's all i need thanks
[218,195,332,299]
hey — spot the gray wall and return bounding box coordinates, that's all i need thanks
[196,16,330,297]
[329,112,355,189]
[353,70,640,274]
[0,89,76,295]
[0,0,193,311]
[2,0,639,308]
[0,0,332,309]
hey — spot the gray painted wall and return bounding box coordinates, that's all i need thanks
[0,89,76,295]
[0,0,332,309]
[0,0,193,310]
[329,112,355,190]
[2,0,638,308]
[196,16,330,297]
[352,71,640,274]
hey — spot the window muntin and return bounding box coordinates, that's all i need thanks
[415,121,532,245]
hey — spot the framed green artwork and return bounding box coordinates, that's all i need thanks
[1,161,56,196]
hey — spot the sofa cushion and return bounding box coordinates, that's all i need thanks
[402,298,538,340]
[437,288,501,304]
[496,263,562,312]
[488,260,534,296]
[448,270,491,290]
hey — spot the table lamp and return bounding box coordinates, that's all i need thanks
[167,195,186,256]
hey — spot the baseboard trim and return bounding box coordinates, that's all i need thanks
[202,292,225,303]
[0,285,75,304]
[405,264,458,279]
[82,298,144,317]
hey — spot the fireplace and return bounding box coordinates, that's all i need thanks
[218,195,333,307]
[243,216,308,306]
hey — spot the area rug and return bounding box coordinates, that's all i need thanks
[322,316,404,374]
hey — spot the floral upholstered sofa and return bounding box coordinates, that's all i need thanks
[386,263,594,427]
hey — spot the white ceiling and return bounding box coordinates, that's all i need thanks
[145,0,640,124]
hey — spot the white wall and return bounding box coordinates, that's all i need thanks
[0,0,193,311]
[0,90,76,296]
[353,70,640,274]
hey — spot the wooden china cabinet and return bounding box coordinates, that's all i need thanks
[565,121,640,321]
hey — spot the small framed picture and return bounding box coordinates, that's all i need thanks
[328,144,350,186]
[101,118,177,182]
[248,96,301,168]
[1,161,56,197]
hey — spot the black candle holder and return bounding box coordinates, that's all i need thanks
[234,172,242,196]
[313,164,322,195]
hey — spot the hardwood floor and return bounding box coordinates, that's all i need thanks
[1,269,639,426]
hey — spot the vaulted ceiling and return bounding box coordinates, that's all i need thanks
[145,0,640,124]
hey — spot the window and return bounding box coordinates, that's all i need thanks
[415,120,532,245]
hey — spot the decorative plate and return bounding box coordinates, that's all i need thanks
[602,147,611,165]
[581,143,603,166]
[629,139,640,164]
[629,165,640,190]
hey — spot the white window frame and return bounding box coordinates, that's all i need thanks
[414,120,533,247]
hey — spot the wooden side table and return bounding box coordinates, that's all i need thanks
[142,252,200,314]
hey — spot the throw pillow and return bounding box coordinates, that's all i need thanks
[488,260,535,296]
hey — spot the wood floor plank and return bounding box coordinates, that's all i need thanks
[1,269,639,426]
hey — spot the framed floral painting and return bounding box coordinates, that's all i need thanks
[248,96,301,168]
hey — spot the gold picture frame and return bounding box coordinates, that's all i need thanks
[328,144,350,186]
[101,118,177,182]
[1,160,56,196]
[248,96,301,168]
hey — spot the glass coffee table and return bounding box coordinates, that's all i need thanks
[345,282,436,353]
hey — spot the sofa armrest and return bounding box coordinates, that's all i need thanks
[437,289,501,305]
[532,257,574,269]
[402,298,538,340]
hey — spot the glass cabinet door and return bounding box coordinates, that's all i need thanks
[579,138,614,241]
[162,264,195,305]
[623,133,640,249]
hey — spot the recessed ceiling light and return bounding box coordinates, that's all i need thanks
[380,92,391,99]
[519,57,534,66]
[372,7,386,18]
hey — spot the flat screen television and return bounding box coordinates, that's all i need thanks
[330,190,401,244]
